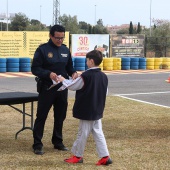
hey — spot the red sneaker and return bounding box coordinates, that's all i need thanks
[64,155,83,164]
[96,156,112,166]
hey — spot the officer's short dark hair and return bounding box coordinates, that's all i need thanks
[50,25,65,36]
[86,50,103,66]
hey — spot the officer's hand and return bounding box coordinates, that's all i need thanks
[57,75,65,82]
[72,72,78,80]
[50,72,57,81]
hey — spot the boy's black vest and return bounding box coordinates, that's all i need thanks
[73,68,108,120]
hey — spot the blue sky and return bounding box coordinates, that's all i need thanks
[0,0,169,27]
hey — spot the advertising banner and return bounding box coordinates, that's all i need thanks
[0,31,24,57]
[71,34,110,58]
[111,34,145,57]
[0,31,69,58]
[26,31,69,57]
[26,31,49,57]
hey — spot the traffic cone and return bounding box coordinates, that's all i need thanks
[165,76,170,83]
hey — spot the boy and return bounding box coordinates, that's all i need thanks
[58,50,112,166]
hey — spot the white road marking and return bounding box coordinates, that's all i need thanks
[115,95,170,109]
[113,91,170,109]
[114,91,170,96]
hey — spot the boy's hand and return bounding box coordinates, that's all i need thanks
[72,72,78,80]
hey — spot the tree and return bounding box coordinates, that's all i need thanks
[153,24,156,29]
[91,19,108,34]
[88,25,92,34]
[144,19,170,57]
[26,24,48,31]
[79,21,88,32]
[30,19,41,25]
[116,28,129,34]
[137,22,141,34]
[10,13,30,31]
[9,12,109,34]
[0,22,7,31]
[27,19,48,31]
[59,14,79,34]
[97,19,103,26]
[129,21,133,34]
[92,26,96,34]
[93,25,107,34]
[102,27,109,34]
[152,19,170,37]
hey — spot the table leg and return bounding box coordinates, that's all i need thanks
[9,102,35,139]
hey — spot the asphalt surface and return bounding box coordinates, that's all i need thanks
[1,72,170,108]
[107,73,170,108]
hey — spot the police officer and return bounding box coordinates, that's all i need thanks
[31,24,78,155]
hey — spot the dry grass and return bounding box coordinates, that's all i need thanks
[0,96,170,170]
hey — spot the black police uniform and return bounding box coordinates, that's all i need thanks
[31,39,76,150]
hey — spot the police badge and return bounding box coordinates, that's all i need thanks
[48,52,53,58]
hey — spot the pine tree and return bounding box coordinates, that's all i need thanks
[88,25,92,34]
[129,21,133,34]
[137,22,141,34]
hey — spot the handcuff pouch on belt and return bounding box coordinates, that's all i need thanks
[35,77,42,93]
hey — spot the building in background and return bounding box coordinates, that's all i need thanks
[0,13,16,23]
[106,24,145,34]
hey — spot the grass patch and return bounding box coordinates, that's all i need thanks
[0,96,170,170]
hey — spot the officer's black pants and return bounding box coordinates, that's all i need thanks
[32,86,68,150]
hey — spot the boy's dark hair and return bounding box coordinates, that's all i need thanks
[50,25,65,36]
[86,50,103,66]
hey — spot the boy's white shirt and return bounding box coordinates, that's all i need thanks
[52,76,84,91]
[52,67,108,94]
[58,76,84,91]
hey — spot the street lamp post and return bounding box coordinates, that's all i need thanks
[6,0,8,31]
[94,5,96,25]
[150,0,152,36]
[40,5,42,23]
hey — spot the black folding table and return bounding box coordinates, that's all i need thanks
[0,92,38,139]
